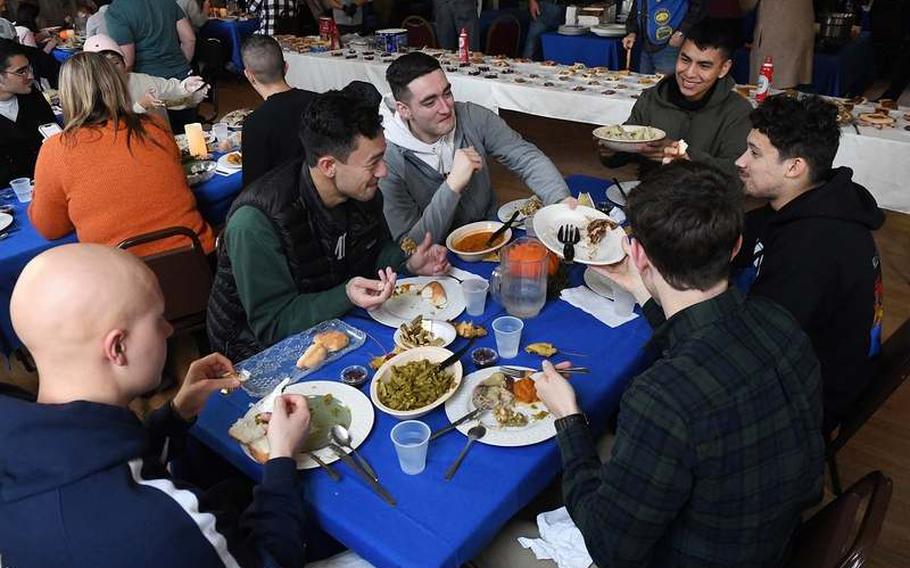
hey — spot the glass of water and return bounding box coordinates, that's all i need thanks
[492,316,524,359]
[390,420,431,475]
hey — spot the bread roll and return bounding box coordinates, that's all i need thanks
[313,330,350,353]
[421,281,447,308]
[247,436,271,464]
[296,343,328,370]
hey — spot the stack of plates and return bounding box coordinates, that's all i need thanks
[558,25,590,36]
[591,24,627,38]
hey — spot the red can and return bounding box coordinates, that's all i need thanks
[319,16,337,42]
[755,56,774,103]
[458,27,469,65]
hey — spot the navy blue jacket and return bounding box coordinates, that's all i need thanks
[0,396,307,568]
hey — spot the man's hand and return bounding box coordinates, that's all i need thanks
[446,147,483,194]
[346,268,397,310]
[406,232,451,275]
[172,353,240,421]
[139,88,164,110]
[622,33,636,51]
[661,140,690,163]
[535,360,581,419]
[590,236,652,304]
[266,394,311,459]
[529,0,541,20]
[561,196,578,209]
[640,137,673,161]
[669,31,684,48]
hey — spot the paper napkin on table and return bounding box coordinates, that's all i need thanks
[517,507,593,568]
[448,266,485,282]
[560,285,638,328]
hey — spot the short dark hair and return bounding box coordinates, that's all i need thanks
[749,94,841,184]
[241,34,285,84]
[15,2,40,32]
[0,39,27,72]
[301,89,384,167]
[628,161,743,291]
[386,52,443,102]
[684,17,741,60]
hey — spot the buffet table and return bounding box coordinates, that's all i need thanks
[0,159,243,356]
[283,47,910,214]
[192,174,654,568]
[539,31,638,71]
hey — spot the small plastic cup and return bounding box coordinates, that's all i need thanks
[212,122,229,144]
[613,288,636,318]
[492,316,524,359]
[390,420,431,475]
[10,178,32,203]
[462,278,489,316]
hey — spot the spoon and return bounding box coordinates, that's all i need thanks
[331,424,378,481]
[444,425,486,480]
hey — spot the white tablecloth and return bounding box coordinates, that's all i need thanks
[284,49,910,213]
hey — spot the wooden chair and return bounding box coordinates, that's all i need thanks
[786,471,893,568]
[117,227,214,340]
[485,14,522,57]
[827,318,910,494]
[402,14,437,49]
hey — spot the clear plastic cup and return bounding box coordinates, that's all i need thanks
[390,420,431,475]
[10,178,32,203]
[462,278,489,316]
[613,288,636,318]
[212,122,229,144]
[492,316,524,359]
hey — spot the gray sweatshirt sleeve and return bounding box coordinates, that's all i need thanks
[471,104,570,204]
[380,157,462,244]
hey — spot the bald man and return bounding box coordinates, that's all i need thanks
[241,34,316,187]
[0,244,311,568]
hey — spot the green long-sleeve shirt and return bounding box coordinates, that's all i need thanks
[226,205,405,347]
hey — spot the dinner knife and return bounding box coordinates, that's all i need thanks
[437,336,477,370]
[428,407,485,442]
[330,444,396,506]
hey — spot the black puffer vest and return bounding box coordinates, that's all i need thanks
[207,159,390,361]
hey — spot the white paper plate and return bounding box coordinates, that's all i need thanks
[369,277,466,327]
[0,212,12,233]
[444,366,556,447]
[583,267,617,300]
[606,180,640,207]
[237,380,375,470]
[217,152,243,170]
[497,197,542,229]
[532,203,626,265]
[393,319,457,349]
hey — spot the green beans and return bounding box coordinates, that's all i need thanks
[378,359,454,411]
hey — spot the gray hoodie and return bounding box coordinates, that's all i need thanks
[379,100,570,244]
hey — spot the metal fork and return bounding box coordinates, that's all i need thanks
[557,224,580,263]
[500,366,590,378]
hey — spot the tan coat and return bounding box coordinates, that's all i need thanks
[741,0,815,88]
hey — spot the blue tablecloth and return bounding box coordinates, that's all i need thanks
[732,33,875,98]
[200,18,260,72]
[540,31,640,71]
[192,175,653,568]
[0,163,242,356]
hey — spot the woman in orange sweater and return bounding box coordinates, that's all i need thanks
[30,52,215,257]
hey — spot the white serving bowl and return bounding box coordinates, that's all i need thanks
[370,346,463,419]
[592,125,667,153]
[446,220,513,262]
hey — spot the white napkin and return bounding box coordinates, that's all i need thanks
[256,377,291,412]
[517,507,594,568]
[448,266,485,282]
[564,5,578,25]
[560,285,638,327]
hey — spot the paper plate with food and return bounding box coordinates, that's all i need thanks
[593,124,666,153]
[218,151,243,170]
[220,108,254,130]
[497,195,543,228]
[370,346,464,419]
[444,367,555,447]
[229,380,374,469]
[369,277,465,328]
[236,319,366,397]
[393,315,457,349]
[533,203,626,265]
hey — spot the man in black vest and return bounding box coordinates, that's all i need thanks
[0,39,55,189]
[208,87,451,361]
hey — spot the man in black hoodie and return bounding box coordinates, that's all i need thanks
[734,94,885,433]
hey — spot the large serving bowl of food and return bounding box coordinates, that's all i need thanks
[370,346,463,419]
[593,124,667,153]
[446,220,513,262]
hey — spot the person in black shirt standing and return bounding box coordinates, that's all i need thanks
[0,39,54,189]
[240,35,316,187]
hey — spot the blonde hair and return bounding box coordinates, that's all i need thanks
[58,52,162,150]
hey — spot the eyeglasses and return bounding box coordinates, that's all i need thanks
[1,64,33,78]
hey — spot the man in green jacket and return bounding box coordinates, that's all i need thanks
[207,87,450,361]
[600,18,751,179]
